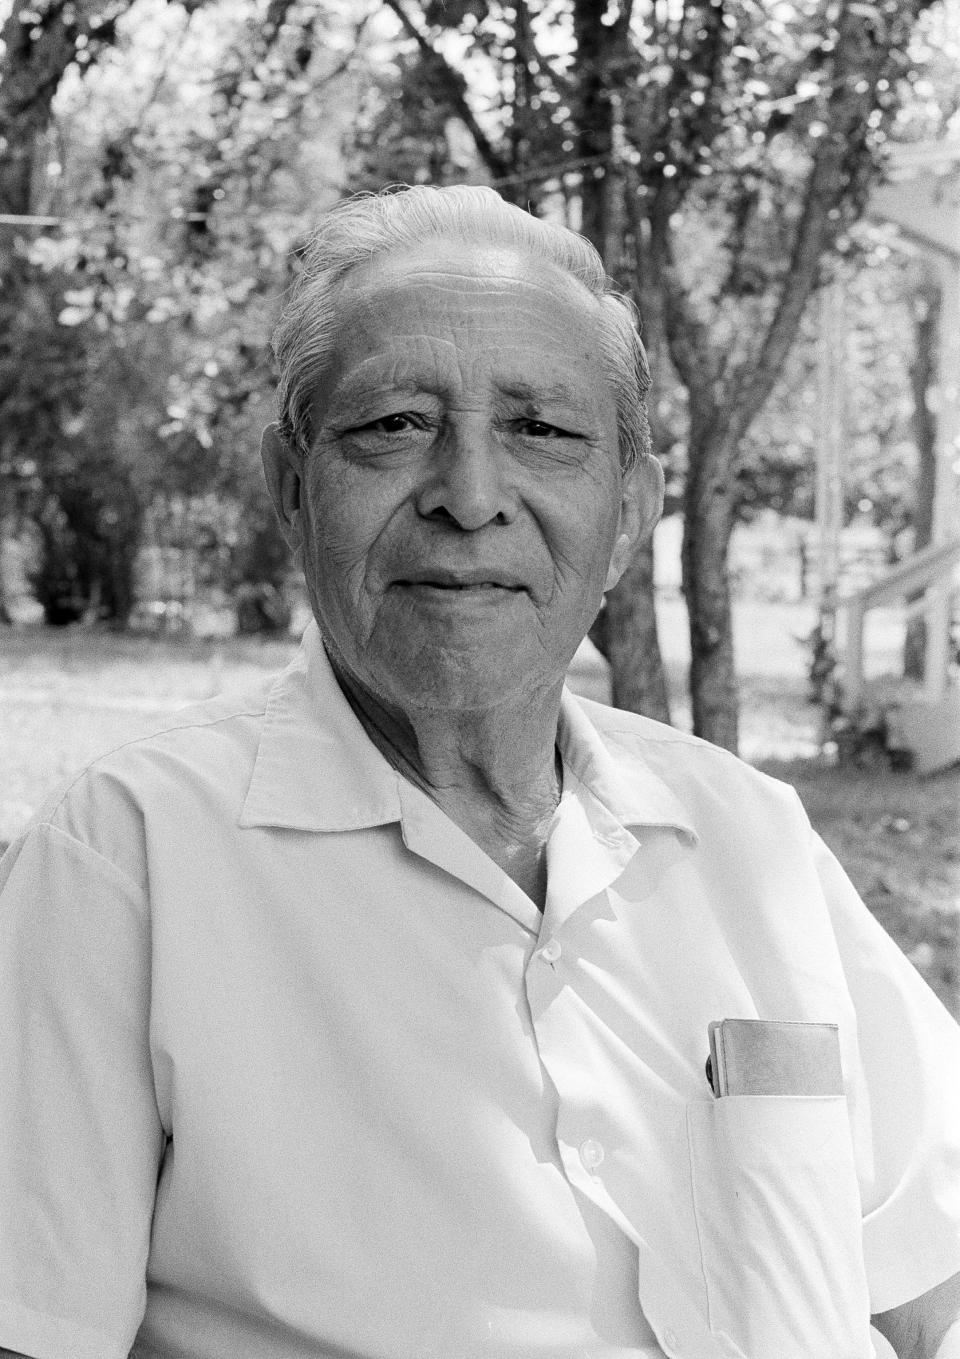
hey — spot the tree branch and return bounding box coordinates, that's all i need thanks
[638,182,721,432]
[726,140,843,440]
[381,0,511,182]
[723,1,934,441]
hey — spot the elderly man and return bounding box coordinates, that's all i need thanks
[1,185,959,1359]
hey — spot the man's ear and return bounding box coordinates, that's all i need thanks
[605,455,665,593]
[260,423,304,560]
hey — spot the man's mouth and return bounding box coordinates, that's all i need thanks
[394,572,526,593]
[402,581,522,591]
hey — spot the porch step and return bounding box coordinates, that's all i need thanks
[888,689,960,775]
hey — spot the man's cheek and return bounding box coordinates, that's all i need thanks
[307,506,382,573]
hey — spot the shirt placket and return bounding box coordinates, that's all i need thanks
[525,788,641,1227]
[525,787,726,1359]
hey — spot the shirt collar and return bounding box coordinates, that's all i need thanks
[556,690,699,844]
[239,622,402,831]
[240,619,698,843]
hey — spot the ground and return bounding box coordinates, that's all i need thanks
[761,757,958,1016]
[1,601,957,1018]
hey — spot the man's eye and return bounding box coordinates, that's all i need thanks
[515,418,573,438]
[350,413,424,434]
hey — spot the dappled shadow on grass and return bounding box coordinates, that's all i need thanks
[0,622,298,680]
[0,626,300,845]
[664,670,820,764]
[760,756,960,1018]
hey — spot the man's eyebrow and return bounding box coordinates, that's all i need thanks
[324,371,593,412]
[497,379,587,408]
[326,371,423,404]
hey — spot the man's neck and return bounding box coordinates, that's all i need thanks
[330,656,564,910]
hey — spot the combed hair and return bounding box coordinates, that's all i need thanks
[272,184,652,472]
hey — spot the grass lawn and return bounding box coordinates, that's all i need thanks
[760,758,958,1017]
[1,604,957,1017]
[0,625,296,836]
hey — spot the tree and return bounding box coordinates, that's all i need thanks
[361,0,942,750]
[0,0,139,219]
[903,258,940,677]
[739,239,931,537]
[0,0,168,622]
[0,0,367,623]
[907,261,940,555]
[0,254,161,623]
[0,0,126,617]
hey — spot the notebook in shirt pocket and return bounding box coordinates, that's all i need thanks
[686,1094,874,1359]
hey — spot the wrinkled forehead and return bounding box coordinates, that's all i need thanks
[331,237,605,331]
[313,242,614,421]
[298,239,626,464]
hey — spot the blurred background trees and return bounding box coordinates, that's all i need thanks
[0,0,957,751]
[0,0,363,626]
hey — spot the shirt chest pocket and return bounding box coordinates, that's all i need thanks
[685,1095,874,1359]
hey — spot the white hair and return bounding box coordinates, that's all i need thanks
[272,184,652,472]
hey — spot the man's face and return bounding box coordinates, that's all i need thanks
[266,240,658,714]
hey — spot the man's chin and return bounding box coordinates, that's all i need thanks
[380,667,528,714]
[367,648,558,716]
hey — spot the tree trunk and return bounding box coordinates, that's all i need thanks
[682,430,739,751]
[0,454,12,624]
[904,265,940,680]
[568,0,672,722]
[599,283,673,717]
[909,266,939,554]
[597,537,671,722]
[0,559,10,621]
[570,0,613,248]
[0,2,88,215]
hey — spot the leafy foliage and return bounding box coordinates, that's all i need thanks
[0,0,367,623]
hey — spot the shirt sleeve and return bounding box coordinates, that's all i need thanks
[813,830,960,1313]
[0,821,165,1359]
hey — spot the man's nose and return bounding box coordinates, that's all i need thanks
[415,415,517,530]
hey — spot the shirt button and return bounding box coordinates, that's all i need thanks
[539,938,562,964]
[579,1138,605,1171]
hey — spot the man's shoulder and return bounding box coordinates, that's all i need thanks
[577,696,703,750]
[57,681,273,794]
[573,694,803,816]
[26,679,277,862]
[574,694,743,768]
[0,679,282,894]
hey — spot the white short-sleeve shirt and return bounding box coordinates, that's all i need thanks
[1,621,958,1359]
